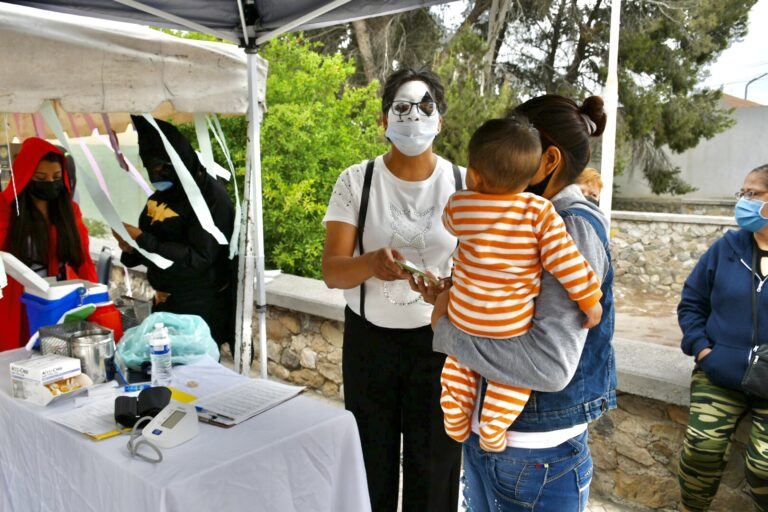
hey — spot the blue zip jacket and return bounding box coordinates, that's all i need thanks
[678,229,768,390]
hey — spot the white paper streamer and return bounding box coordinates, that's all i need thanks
[194,151,230,181]
[0,252,6,299]
[2,113,19,216]
[194,112,217,179]
[141,114,228,245]
[39,102,173,269]
[94,133,153,197]
[208,114,241,259]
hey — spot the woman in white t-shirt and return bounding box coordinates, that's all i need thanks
[322,68,464,512]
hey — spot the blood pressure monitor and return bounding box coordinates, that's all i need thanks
[141,402,199,448]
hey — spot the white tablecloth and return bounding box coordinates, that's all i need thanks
[0,349,370,512]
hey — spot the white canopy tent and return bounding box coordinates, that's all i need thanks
[0,4,266,136]
[0,0,464,378]
[0,0,621,377]
[0,3,270,373]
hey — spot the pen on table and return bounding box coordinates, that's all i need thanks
[124,383,152,392]
[195,406,235,422]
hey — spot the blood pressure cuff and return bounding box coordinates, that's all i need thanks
[115,387,172,428]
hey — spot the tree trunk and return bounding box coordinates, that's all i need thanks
[352,20,376,83]
[482,0,512,94]
[564,0,603,86]
[543,0,567,90]
[457,0,492,36]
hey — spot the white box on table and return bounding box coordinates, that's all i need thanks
[10,354,92,405]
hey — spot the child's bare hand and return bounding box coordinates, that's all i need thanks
[582,302,603,329]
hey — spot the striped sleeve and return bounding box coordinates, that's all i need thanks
[534,201,602,311]
[442,193,457,236]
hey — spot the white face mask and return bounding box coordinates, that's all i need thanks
[385,80,440,157]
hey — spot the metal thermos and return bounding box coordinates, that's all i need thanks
[68,327,116,384]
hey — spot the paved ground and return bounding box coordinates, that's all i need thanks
[614,285,680,347]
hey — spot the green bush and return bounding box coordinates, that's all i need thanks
[260,36,387,278]
[178,36,386,279]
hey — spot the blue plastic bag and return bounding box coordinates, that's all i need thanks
[117,312,220,370]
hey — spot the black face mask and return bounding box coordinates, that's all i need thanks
[28,179,65,201]
[147,163,177,183]
[586,196,599,206]
[526,170,555,197]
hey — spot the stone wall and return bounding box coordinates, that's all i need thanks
[590,393,753,511]
[610,212,735,296]
[260,306,345,400]
[257,301,757,511]
[613,197,736,217]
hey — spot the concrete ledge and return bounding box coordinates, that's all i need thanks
[266,274,345,322]
[614,337,693,406]
[612,210,736,226]
[617,195,736,206]
[265,274,695,406]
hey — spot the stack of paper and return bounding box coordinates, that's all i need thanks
[194,379,305,427]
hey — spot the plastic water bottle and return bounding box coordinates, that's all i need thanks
[148,323,172,387]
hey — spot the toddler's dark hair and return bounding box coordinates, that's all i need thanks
[468,115,542,192]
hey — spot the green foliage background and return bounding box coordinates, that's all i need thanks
[162,0,758,277]
[433,28,515,166]
[176,36,386,278]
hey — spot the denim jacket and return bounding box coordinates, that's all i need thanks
[511,207,617,431]
[433,189,618,432]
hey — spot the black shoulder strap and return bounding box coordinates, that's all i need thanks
[453,163,462,191]
[357,159,375,321]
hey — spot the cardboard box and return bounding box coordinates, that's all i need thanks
[10,355,92,405]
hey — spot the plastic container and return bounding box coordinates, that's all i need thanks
[88,303,124,342]
[20,281,110,337]
[148,323,172,387]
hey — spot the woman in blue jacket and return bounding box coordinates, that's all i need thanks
[677,164,768,512]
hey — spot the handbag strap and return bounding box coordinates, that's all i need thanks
[356,160,463,321]
[357,159,375,321]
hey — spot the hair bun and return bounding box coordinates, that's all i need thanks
[580,96,607,137]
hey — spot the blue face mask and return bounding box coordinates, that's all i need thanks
[735,197,768,232]
[152,181,173,192]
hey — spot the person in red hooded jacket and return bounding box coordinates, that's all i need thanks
[0,137,97,351]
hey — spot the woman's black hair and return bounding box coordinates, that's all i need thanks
[749,164,768,188]
[7,152,83,270]
[381,68,447,116]
[511,95,607,186]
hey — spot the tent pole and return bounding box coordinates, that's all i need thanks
[111,0,232,41]
[599,0,621,226]
[255,0,352,45]
[234,48,267,378]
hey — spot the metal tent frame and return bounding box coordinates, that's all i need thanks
[2,0,621,376]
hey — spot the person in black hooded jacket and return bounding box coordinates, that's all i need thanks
[114,116,236,352]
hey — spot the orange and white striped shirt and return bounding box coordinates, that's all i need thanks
[443,190,602,338]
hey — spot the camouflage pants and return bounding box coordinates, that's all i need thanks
[678,370,768,511]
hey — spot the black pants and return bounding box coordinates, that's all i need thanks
[343,307,462,512]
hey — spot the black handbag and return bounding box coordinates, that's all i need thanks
[741,247,768,399]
